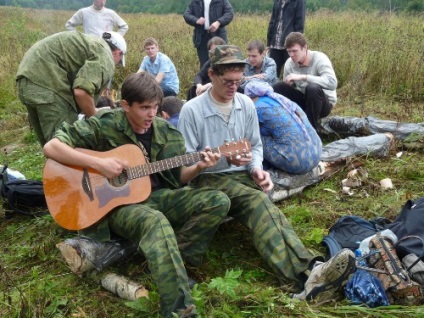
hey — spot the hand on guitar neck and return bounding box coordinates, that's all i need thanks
[180,146,221,184]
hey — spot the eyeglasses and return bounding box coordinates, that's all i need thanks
[217,76,244,87]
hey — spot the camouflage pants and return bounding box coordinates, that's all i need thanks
[108,186,230,318]
[16,78,78,146]
[191,171,317,289]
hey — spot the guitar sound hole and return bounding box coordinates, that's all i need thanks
[109,171,128,187]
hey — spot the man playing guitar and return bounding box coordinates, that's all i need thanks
[43,72,235,318]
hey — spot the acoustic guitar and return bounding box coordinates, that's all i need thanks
[43,139,251,231]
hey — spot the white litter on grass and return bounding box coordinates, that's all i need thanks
[342,186,354,195]
[323,188,337,194]
[380,178,394,190]
[396,151,403,158]
[341,178,362,188]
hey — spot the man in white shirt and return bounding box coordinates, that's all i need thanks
[65,0,128,37]
[273,32,337,131]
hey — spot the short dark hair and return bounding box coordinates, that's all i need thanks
[207,36,226,50]
[96,96,116,109]
[160,96,184,117]
[284,32,308,49]
[247,39,265,54]
[121,72,163,106]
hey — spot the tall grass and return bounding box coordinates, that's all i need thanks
[0,8,422,105]
[0,7,423,318]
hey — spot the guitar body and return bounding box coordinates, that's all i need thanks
[43,144,150,231]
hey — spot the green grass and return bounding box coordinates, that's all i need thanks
[1,7,424,318]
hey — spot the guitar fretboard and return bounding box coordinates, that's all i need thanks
[126,147,219,179]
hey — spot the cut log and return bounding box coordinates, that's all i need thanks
[56,241,95,275]
[99,272,148,300]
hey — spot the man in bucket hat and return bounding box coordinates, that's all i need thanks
[16,31,126,146]
[178,44,356,302]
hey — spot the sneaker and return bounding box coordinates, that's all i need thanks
[293,248,356,302]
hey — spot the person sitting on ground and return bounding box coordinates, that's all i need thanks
[160,96,184,128]
[138,37,180,97]
[239,39,277,92]
[43,72,230,318]
[16,30,127,146]
[244,81,322,174]
[273,32,337,131]
[65,0,128,37]
[178,44,356,302]
[186,36,226,101]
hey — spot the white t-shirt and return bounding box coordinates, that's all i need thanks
[65,5,128,37]
[204,0,212,29]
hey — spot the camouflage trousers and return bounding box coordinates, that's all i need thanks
[108,186,230,318]
[16,78,78,146]
[191,171,317,290]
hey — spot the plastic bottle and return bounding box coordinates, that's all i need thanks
[355,248,367,267]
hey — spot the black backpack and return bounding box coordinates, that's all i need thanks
[322,197,424,261]
[386,197,424,260]
[1,165,48,217]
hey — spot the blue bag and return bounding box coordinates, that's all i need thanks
[345,269,390,307]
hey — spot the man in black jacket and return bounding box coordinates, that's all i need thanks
[183,0,234,68]
[267,0,306,78]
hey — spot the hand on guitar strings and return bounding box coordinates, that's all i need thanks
[97,157,128,179]
[226,151,252,167]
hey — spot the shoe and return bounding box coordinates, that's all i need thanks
[292,248,356,302]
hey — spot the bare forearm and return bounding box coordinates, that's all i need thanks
[155,72,165,84]
[74,88,96,118]
[44,138,96,168]
[180,165,203,184]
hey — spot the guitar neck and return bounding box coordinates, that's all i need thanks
[127,147,219,179]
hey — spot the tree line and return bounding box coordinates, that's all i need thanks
[0,0,422,13]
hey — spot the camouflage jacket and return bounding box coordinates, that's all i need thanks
[16,31,115,112]
[54,108,186,240]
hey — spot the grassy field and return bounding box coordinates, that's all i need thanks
[0,7,423,318]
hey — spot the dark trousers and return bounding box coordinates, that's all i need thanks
[273,81,333,129]
[269,48,290,78]
[186,85,197,101]
[162,85,177,97]
[197,32,213,69]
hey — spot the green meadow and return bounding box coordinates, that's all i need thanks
[0,7,423,318]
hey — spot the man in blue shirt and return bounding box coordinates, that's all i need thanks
[178,45,356,304]
[240,39,277,92]
[160,96,183,128]
[138,38,180,97]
